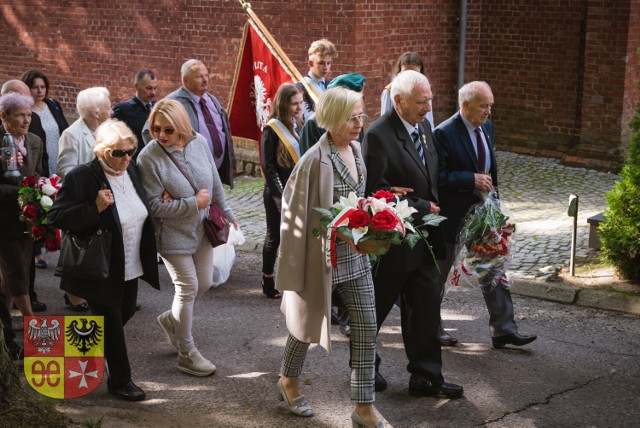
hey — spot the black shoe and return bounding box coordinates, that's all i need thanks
[108,381,146,401]
[339,324,351,337]
[64,294,89,312]
[35,259,47,269]
[408,375,463,399]
[374,371,387,392]
[438,325,458,347]
[492,333,537,349]
[331,307,340,325]
[261,276,281,299]
[31,300,47,312]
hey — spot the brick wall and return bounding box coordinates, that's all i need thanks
[1,0,637,172]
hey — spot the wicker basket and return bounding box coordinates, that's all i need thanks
[356,238,392,255]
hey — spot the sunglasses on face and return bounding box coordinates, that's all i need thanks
[151,125,176,136]
[110,148,136,158]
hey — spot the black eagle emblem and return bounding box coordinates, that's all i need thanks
[65,318,103,355]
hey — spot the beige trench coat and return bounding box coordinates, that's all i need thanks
[275,134,365,353]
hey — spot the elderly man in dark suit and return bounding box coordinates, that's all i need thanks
[434,81,536,349]
[112,69,158,159]
[362,70,463,399]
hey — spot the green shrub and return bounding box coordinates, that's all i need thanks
[599,49,640,281]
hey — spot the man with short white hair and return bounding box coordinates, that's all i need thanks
[363,70,463,399]
[112,69,158,159]
[165,59,235,188]
[434,81,537,350]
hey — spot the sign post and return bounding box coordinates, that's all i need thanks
[567,194,579,276]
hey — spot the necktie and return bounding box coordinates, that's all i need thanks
[146,103,152,113]
[475,127,486,173]
[199,97,223,158]
[319,80,325,90]
[412,129,425,165]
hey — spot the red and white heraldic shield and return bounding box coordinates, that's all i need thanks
[24,316,105,399]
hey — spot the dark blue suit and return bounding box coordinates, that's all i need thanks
[112,96,151,160]
[434,112,517,338]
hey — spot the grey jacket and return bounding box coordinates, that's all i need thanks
[137,132,235,254]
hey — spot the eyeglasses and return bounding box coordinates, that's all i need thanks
[111,148,136,158]
[151,125,176,136]
[348,114,368,126]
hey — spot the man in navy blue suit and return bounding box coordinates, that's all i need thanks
[434,81,537,349]
[112,69,158,160]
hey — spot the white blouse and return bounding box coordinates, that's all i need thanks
[106,172,148,281]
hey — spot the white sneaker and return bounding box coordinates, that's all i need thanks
[157,311,178,351]
[177,349,216,377]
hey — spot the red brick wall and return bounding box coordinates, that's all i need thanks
[0,0,637,171]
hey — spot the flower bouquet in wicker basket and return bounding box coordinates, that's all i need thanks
[314,190,446,267]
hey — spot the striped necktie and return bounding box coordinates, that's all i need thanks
[412,129,425,165]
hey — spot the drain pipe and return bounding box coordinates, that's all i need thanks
[458,0,468,89]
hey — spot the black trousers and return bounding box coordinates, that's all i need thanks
[87,279,138,389]
[374,261,443,385]
[0,288,15,344]
[262,186,281,276]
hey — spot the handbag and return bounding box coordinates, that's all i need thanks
[55,228,112,280]
[157,143,230,248]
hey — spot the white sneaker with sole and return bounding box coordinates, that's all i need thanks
[157,311,178,351]
[177,349,216,377]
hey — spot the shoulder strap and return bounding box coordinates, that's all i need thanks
[266,118,300,164]
[156,143,198,194]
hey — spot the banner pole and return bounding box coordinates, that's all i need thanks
[237,1,318,104]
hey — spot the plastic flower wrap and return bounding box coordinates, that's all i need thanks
[450,191,516,291]
[17,175,62,251]
[314,190,446,267]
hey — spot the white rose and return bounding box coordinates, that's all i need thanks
[40,183,57,196]
[40,195,53,209]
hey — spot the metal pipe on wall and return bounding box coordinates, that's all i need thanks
[458,0,468,89]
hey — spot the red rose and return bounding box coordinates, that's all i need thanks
[370,210,399,231]
[22,176,36,188]
[22,205,38,221]
[31,225,47,239]
[44,236,59,252]
[371,190,396,203]
[348,209,371,228]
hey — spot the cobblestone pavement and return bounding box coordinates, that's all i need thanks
[225,151,619,280]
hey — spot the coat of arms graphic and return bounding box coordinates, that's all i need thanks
[251,74,272,131]
[24,316,105,399]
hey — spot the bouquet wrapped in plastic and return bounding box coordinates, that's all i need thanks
[314,190,446,267]
[450,191,516,291]
[17,175,62,252]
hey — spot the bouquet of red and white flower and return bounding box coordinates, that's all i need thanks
[17,175,62,252]
[314,190,446,267]
[450,191,516,291]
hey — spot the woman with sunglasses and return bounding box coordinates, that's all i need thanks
[137,99,237,377]
[48,119,160,401]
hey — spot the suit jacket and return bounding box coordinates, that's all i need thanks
[362,108,446,271]
[433,112,498,243]
[165,87,236,188]
[112,96,150,159]
[47,158,160,308]
[57,118,96,179]
[276,133,364,353]
[0,132,44,240]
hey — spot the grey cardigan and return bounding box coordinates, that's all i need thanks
[137,132,235,254]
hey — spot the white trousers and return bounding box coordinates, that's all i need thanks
[161,242,214,352]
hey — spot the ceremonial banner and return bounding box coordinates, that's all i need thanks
[228,21,294,148]
[24,316,105,399]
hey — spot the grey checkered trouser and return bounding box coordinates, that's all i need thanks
[280,272,377,403]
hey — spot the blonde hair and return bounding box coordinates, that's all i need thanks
[315,87,363,132]
[148,99,193,144]
[308,39,337,61]
[93,119,137,158]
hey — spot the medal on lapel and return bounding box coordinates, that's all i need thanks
[421,133,427,150]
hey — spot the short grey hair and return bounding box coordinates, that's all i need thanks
[76,87,110,119]
[315,87,363,132]
[458,81,491,109]
[0,92,34,114]
[134,68,156,85]
[390,70,429,104]
[181,59,204,79]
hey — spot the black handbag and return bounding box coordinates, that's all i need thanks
[158,143,230,248]
[55,228,112,280]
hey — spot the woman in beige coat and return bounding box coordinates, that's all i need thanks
[275,87,383,428]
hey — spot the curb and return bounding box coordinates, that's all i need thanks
[235,239,640,317]
[511,279,640,317]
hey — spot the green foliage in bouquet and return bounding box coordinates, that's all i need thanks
[599,50,640,282]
